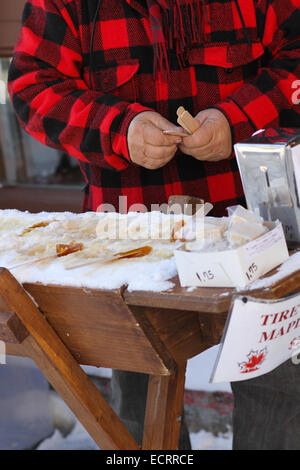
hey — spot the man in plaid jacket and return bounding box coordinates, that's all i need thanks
[8,0,300,449]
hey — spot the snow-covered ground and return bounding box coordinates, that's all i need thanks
[37,420,233,451]
[36,346,233,450]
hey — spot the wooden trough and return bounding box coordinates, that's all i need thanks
[0,256,299,450]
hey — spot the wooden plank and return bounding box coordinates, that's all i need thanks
[131,306,208,362]
[0,268,139,450]
[22,283,174,374]
[3,305,213,363]
[242,268,300,301]
[198,312,228,347]
[21,335,140,450]
[16,265,300,370]
[0,185,83,213]
[142,362,187,450]
[0,310,28,344]
[6,343,27,357]
[123,277,233,313]
[0,293,28,344]
[124,266,300,313]
[127,305,177,374]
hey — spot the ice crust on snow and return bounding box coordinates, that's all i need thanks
[0,209,182,292]
[0,208,298,292]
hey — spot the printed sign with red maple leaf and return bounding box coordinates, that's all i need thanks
[238,348,268,374]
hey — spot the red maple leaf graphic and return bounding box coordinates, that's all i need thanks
[239,348,268,374]
[243,352,265,369]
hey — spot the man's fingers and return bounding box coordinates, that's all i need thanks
[143,155,174,170]
[128,111,183,168]
[176,108,232,162]
[148,112,180,133]
[144,142,177,160]
[179,140,213,155]
[143,123,182,147]
[179,141,225,159]
[162,126,187,137]
[179,121,213,149]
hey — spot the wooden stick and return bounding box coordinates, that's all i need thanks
[65,246,153,270]
[176,106,200,134]
[10,255,58,271]
[162,129,187,137]
[10,243,84,271]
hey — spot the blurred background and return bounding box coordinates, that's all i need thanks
[0,0,84,214]
[0,2,232,450]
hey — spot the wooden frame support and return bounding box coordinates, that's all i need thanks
[0,268,140,450]
[0,258,299,449]
[0,268,189,450]
[143,362,187,450]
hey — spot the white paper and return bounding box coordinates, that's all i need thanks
[243,224,283,260]
[174,250,233,287]
[175,223,289,288]
[211,293,300,383]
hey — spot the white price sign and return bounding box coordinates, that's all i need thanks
[211,292,300,383]
[193,263,226,286]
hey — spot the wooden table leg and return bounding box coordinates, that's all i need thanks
[142,361,187,450]
[0,268,139,450]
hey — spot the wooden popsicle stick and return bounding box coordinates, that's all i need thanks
[10,255,58,271]
[176,106,200,134]
[65,246,153,270]
[162,129,187,137]
[10,243,84,271]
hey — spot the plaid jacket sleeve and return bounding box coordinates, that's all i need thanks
[214,0,300,145]
[7,0,150,171]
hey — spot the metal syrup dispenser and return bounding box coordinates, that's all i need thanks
[234,129,300,244]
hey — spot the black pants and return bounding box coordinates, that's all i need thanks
[111,370,191,449]
[231,358,300,450]
[112,359,300,450]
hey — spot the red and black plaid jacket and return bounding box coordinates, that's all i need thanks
[8,0,300,215]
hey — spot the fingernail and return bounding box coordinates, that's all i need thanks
[176,138,182,144]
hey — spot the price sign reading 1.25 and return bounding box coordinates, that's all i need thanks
[196,270,215,283]
[245,262,258,281]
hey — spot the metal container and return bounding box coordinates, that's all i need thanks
[234,128,300,244]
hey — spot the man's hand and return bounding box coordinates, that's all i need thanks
[127,111,182,170]
[178,108,232,162]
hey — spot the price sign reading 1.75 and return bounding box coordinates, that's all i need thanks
[245,262,258,281]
